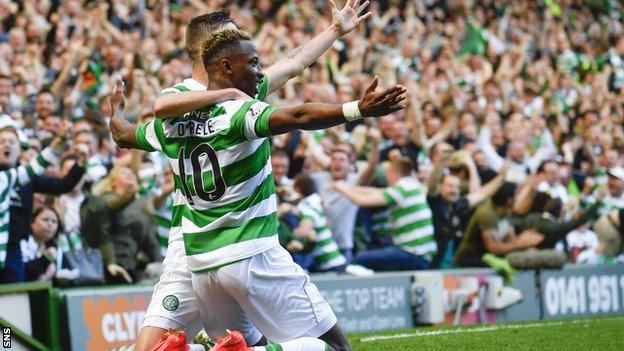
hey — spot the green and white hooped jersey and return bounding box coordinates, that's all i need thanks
[153,196,173,257]
[371,208,390,238]
[0,147,58,268]
[297,193,347,271]
[135,78,279,272]
[382,177,437,260]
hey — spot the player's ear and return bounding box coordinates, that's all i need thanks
[220,59,234,75]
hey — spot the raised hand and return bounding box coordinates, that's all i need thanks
[358,76,406,117]
[110,75,126,117]
[329,0,372,36]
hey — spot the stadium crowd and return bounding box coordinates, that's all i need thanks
[1,0,624,285]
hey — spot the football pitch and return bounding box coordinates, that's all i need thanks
[348,315,624,350]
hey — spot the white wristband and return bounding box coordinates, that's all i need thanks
[342,100,362,121]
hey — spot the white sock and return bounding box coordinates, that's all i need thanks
[254,337,328,351]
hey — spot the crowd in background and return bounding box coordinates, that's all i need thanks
[1,0,624,286]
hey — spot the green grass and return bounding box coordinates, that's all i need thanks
[348,315,624,350]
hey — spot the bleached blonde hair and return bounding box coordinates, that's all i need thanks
[201,29,252,67]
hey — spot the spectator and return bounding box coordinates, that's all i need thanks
[293,174,348,273]
[454,182,544,267]
[526,190,601,247]
[20,206,61,282]
[0,127,67,283]
[536,160,571,205]
[73,130,107,186]
[0,74,20,114]
[272,148,297,203]
[604,167,624,210]
[92,166,161,284]
[428,148,508,268]
[33,89,57,125]
[333,157,437,271]
[594,207,624,258]
[310,131,379,261]
[379,117,422,169]
[565,224,601,264]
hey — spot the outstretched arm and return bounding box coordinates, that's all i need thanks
[427,146,452,197]
[357,128,381,186]
[109,76,141,149]
[152,0,371,119]
[332,182,389,208]
[466,164,508,207]
[268,77,405,135]
[264,0,371,95]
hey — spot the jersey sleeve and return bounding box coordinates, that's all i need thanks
[158,84,190,97]
[256,76,270,101]
[235,100,277,140]
[476,206,499,231]
[6,147,60,189]
[135,120,164,152]
[382,185,400,206]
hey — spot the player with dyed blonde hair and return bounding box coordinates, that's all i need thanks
[110,23,404,350]
[123,1,374,350]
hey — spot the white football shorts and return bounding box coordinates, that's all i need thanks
[191,244,337,343]
[142,228,263,344]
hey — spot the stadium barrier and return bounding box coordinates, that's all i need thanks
[1,264,623,350]
[0,281,60,351]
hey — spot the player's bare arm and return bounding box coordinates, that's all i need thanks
[268,76,405,135]
[151,0,371,119]
[264,0,371,95]
[153,88,252,118]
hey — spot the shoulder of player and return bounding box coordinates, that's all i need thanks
[160,78,204,94]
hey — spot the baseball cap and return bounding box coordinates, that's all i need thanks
[608,167,624,182]
[0,113,29,150]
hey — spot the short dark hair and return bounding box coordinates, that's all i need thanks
[32,206,63,240]
[537,160,556,173]
[491,182,517,206]
[581,109,598,119]
[530,192,562,218]
[390,157,414,177]
[186,11,237,61]
[332,142,354,161]
[37,87,55,98]
[201,29,251,67]
[294,174,317,197]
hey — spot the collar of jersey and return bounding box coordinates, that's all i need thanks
[182,78,207,91]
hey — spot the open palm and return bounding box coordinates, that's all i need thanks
[110,75,126,116]
[329,0,372,36]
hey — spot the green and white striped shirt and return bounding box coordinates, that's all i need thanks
[153,196,173,257]
[0,147,58,267]
[298,193,347,271]
[135,78,279,272]
[382,177,437,260]
[371,208,390,238]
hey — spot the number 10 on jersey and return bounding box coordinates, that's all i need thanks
[178,144,226,205]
